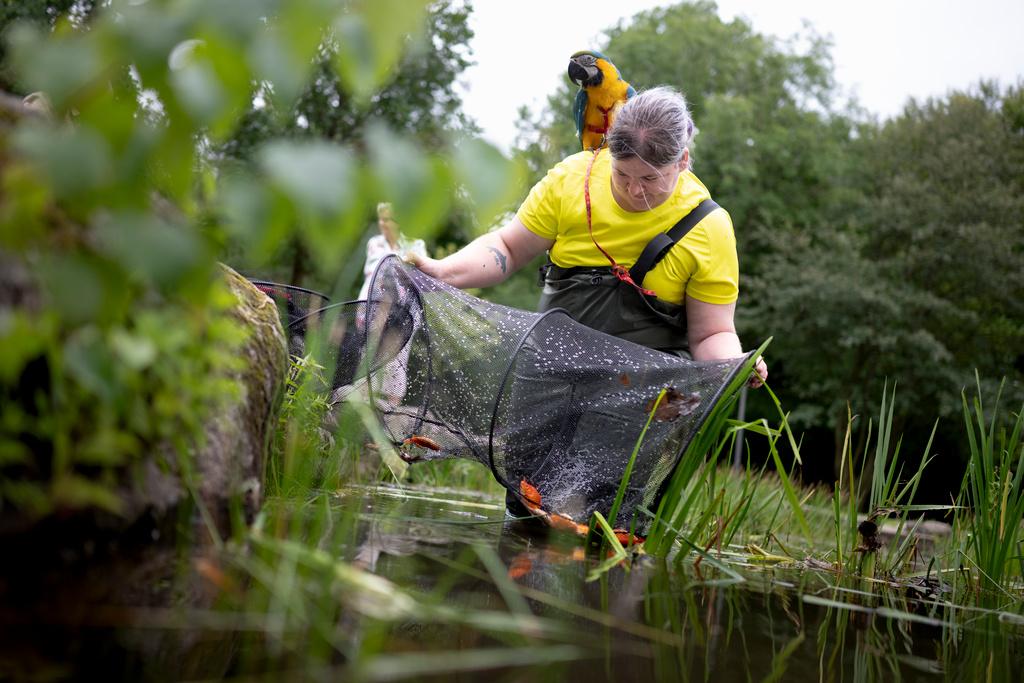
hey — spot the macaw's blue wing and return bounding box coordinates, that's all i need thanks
[573,88,588,145]
[626,84,637,99]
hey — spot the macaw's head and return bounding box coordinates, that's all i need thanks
[568,50,615,88]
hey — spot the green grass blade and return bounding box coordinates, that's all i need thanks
[589,510,627,559]
[764,418,813,543]
[607,388,665,529]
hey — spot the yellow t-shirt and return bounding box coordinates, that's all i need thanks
[517,150,738,305]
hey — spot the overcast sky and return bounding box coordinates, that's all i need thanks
[458,0,1024,152]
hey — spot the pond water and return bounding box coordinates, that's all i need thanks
[2,484,1022,681]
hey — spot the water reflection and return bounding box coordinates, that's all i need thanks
[341,486,1024,682]
[3,485,1022,681]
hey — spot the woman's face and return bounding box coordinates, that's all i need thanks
[609,152,688,212]
[377,209,399,242]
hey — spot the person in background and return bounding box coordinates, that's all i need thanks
[409,86,767,388]
[359,202,428,301]
[345,202,428,409]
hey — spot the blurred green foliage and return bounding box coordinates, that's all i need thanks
[216,0,500,296]
[0,0,524,521]
[0,1,99,92]
[750,86,1024,453]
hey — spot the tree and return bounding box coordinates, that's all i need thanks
[746,83,1024,474]
[862,83,1024,393]
[860,85,1024,421]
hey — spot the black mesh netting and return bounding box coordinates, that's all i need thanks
[250,280,332,357]
[282,255,753,532]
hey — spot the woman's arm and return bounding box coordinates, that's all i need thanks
[685,297,768,387]
[408,215,554,288]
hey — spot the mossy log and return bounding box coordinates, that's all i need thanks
[198,265,289,516]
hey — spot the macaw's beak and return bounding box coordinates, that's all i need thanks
[568,58,601,87]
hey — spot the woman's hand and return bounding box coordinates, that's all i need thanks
[404,216,553,289]
[685,297,768,389]
[403,251,444,279]
[749,356,768,389]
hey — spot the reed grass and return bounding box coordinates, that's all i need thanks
[646,339,772,555]
[953,375,1024,594]
[607,387,666,530]
[640,363,1024,605]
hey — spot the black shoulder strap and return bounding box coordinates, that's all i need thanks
[628,199,720,287]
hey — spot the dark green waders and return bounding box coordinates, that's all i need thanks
[532,197,719,358]
[503,264,692,522]
[537,264,692,358]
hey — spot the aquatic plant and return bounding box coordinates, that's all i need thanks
[952,376,1024,595]
[645,339,773,556]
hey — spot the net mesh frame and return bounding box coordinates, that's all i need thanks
[274,256,752,532]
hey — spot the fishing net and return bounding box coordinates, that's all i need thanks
[271,255,754,533]
[250,280,332,357]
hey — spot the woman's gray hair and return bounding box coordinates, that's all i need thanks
[607,86,695,168]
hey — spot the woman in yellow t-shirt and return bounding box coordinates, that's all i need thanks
[410,86,766,387]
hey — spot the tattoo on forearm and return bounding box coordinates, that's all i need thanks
[486,247,507,274]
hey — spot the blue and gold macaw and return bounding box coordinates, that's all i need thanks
[567,50,636,151]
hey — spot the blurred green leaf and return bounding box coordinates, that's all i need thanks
[0,162,51,248]
[0,480,52,517]
[149,118,198,204]
[194,0,275,43]
[333,0,430,102]
[77,427,140,467]
[109,329,157,371]
[259,140,357,215]
[108,0,192,77]
[94,212,212,291]
[169,32,252,139]
[451,137,526,231]
[0,313,54,385]
[63,327,118,403]
[365,124,451,238]
[38,252,130,326]
[169,40,227,124]
[301,209,369,273]
[219,173,295,264]
[249,1,327,109]
[247,35,307,112]
[13,123,113,203]
[51,473,124,515]
[6,21,102,111]
[72,95,163,210]
[0,440,32,467]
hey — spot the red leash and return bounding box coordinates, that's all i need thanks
[585,105,613,136]
[583,148,655,296]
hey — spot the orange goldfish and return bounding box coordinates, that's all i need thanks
[403,435,441,451]
[517,478,644,546]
